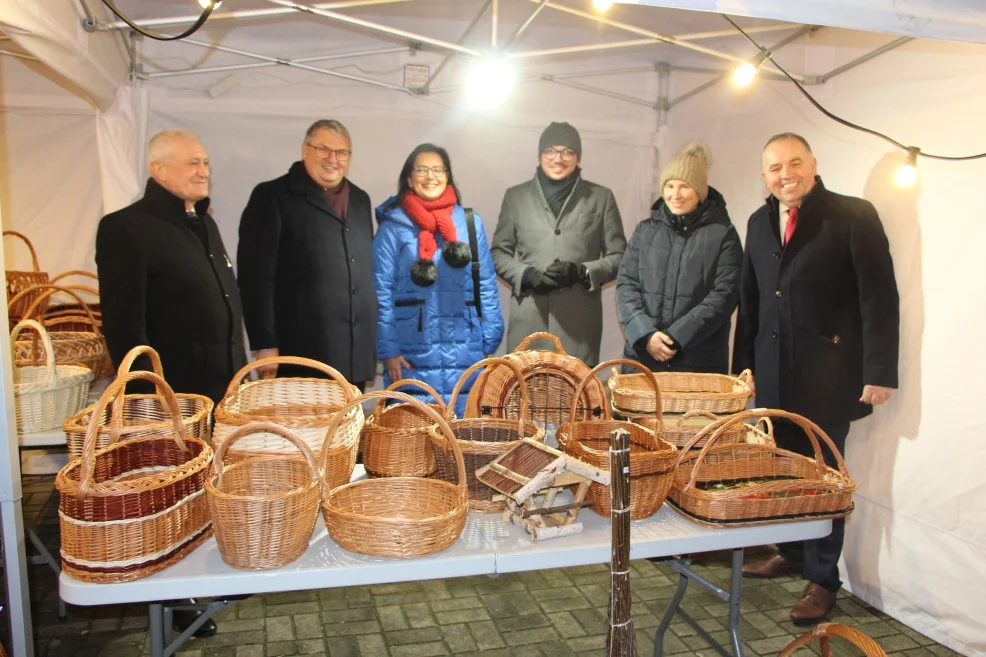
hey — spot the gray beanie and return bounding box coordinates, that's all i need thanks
[660,141,712,202]
[538,122,582,157]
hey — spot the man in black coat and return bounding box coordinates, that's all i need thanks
[237,119,376,387]
[733,133,899,624]
[96,129,247,637]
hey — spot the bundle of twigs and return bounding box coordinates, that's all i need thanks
[607,427,636,657]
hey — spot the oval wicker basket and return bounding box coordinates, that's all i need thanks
[214,356,364,490]
[362,379,445,478]
[4,230,49,323]
[62,345,213,458]
[322,390,469,558]
[668,409,856,526]
[11,284,105,375]
[558,359,677,520]
[609,369,753,415]
[431,358,546,512]
[207,422,320,570]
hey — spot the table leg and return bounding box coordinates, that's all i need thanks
[148,603,164,657]
[728,548,744,657]
[26,527,66,620]
[653,561,690,657]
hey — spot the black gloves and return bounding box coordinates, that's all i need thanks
[524,268,558,294]
[522,262,590,295]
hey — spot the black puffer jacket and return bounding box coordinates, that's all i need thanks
[616,187,742,373]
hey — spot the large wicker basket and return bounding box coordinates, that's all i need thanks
[55,370,214,583]
[779,623,888,657]
[207,422,320,570]
[634,410,747,449]
[558,359,678,520]
[431,358,546,512]
[463,332,608,445]
[11,320,93,434]
[214,356,363,491]
[4,230,48,323]
[361,379,444,478]
[609,369,753,415]
[62,345,213,458]
[10,284,106,375]
[322,390,469,558]
[668,409,856,526]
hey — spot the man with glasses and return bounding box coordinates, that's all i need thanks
[238,119,377,387]
[491,121,627,366]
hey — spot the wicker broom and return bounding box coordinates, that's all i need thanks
[607,427,636,657]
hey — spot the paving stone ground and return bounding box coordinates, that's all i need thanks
[4,476,962,657]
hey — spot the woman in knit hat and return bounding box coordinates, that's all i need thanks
[616,141,742,373]
[373,143,504,414]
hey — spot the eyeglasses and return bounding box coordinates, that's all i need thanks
[306,142,352,161]
[542,147,578,161]
[412,166,449,178]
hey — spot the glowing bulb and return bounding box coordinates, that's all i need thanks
[732,63,757,87]
[465,56,515,109]
[593,0,614,11]
[198,0,222,9]
[894,164,917,188]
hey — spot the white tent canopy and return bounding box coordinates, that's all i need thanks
[2,2,985,656]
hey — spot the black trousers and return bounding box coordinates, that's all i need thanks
[772,418,851,593]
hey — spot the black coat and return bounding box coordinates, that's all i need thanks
[617,187,742,373]
[96,178,247,403]
[237,162,377,383]
[732,178,899,424]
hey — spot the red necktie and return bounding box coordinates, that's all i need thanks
[784,207,798,245]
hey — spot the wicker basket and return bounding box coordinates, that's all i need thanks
[207,422,320,570]
[431,358,546,512]
[4,230,49,323]
[214,356,363,491]
[558,359,678,520]
[609,369,753,415]
[362,379,444,478]
[10,284,106,375]
[668,409,856,526]
[11,320,93,434]
[322,390,469,558]
[464,332,609,447]
[62,345,213,458]
[779,623,888,657]
[38,279,112,377]
[634,410,741,449]
[55,370,214,583]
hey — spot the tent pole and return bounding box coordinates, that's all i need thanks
[143,46,409,79]
[423,0,492,93]
[506,0,549,47]
[676,24,804,41]
[815,36,913,82]
[511,38,658,59]
[491,0,498,49]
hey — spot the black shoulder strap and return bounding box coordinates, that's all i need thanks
[465,208,482,321]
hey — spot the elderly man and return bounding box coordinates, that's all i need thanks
[733,132,899,624]
[238,119,376,387]
[96,129,245,637]
[491,121,626,366]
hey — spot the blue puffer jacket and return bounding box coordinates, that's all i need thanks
[374,197,505,415]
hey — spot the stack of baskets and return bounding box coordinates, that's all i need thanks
[431,358,546,512]
[10,284,106,376]
[4,230,49,326]
[361,379,445,478]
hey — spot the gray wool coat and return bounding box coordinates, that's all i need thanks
[491,174,627,366]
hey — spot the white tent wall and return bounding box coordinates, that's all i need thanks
[665,31,986,656]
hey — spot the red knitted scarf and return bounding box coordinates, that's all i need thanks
[401,185,458,261]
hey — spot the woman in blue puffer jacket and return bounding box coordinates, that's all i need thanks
[374,143,504,415]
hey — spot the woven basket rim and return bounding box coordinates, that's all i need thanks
[323,477,465,524]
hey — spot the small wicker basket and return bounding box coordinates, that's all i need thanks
[779,623,888,657]
[322,390,469,558]
[610,369,753,415]
[4,230,49,323]
[11,284,106,375]
[361,379,444,478]
[207,422,320,570]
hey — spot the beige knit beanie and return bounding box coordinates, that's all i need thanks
[660,141,712,202]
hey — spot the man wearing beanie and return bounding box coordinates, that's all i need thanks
[617,141,742,374]
[491,121,626,366]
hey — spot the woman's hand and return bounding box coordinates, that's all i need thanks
[384,355,413,381]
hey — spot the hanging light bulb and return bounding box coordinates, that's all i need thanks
[732,50,768,87]
[466,55,515,109]
[895,148,920,188]
[593,0,614,11]
[198,0,222,9]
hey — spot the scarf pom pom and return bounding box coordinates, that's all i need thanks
[442,240,471,269]
[411,259,439,287]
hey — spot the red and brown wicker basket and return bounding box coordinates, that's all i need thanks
[668,409,856,526]
[609,369,753,415]
[322,390,469,558]
[558,359,678,520]
[55,370,214,583]
[207,422,320,570]
[4,230,49,323]
[361,379,445,478]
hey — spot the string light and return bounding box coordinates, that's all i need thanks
[593,0,614,12]
[96,0,219,41]
[466,55,515,109]
[895,148,919,188]
[732,51,768,87]
[198,0,222,8]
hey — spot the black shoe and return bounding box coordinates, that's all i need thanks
[173,604,217,638]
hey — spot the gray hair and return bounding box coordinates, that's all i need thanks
[147,129,203,168]
[304,119,351,148]
[763,132,812,154]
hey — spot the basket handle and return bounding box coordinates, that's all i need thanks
[447,357,528,434]
[778,623,888,657]
[753,415,774,439]
[676,409,720,427]
[108,345,173,440]
[515,332,566,354]
[49,270,98,287]
[679,409,850,492]
[15,285,100,334]
[212,421,318,488]
[10,319,57,385]
[574,359,661,430]
[319,390,467,499]
[223,356,356,402]
[76,370,191,500]
[3,231,40,271]
[375,378,447,416]
[736,368,753,389]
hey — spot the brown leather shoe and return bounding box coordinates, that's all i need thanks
[790,582,837,625]
[742,554,801,578]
